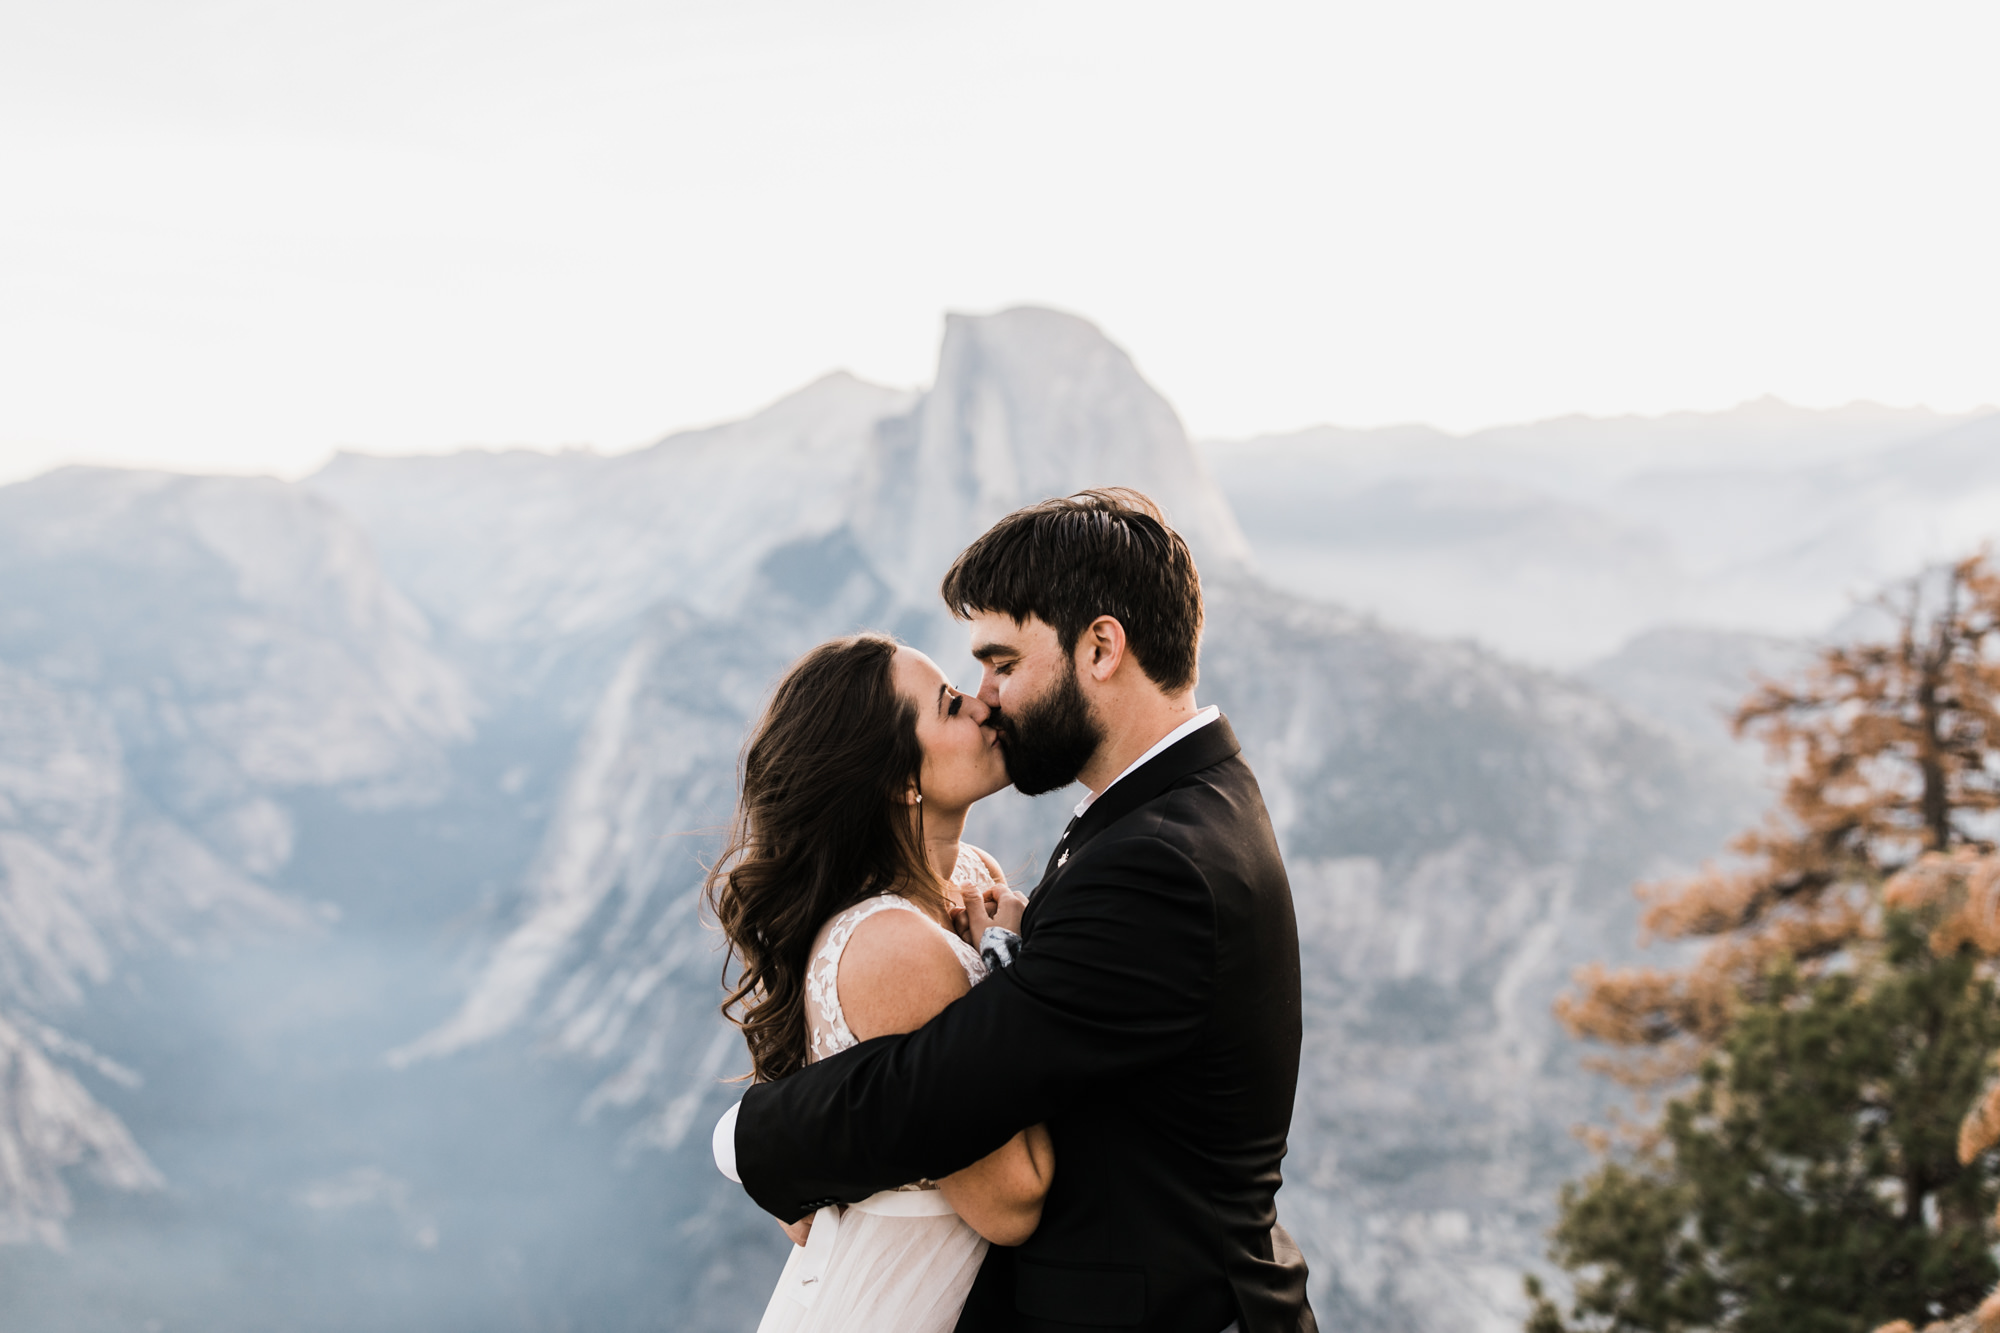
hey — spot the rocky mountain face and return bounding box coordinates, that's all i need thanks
[309,371,916,697]
[0,469,469,1248]
[0,1008,160,1248]
[854,307,1252,604]
[0,664,175,1246]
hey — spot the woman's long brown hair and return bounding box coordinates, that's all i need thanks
[706,633,947,1082]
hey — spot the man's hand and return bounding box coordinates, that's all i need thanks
[781,1212,814,1247]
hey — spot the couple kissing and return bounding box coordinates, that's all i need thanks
[708,488,1315,1333]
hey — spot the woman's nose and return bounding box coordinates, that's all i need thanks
[962,692,994,724]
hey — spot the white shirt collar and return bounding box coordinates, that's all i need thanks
[1072,706,1221,819]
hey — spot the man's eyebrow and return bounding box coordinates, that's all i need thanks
[970,641,1016,663]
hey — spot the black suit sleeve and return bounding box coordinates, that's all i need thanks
[735,818,1215,1222]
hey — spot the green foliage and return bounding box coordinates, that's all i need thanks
[1530,916,2000,1332]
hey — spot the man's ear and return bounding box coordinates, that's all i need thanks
[1078,616,1126,683]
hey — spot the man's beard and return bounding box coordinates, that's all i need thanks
[992,661,1105,797]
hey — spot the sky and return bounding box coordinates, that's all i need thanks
[2,0,1996,483]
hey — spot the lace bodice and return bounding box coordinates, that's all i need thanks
[804,845,997,1065]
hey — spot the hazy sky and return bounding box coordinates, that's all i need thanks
[3,0,1996,481]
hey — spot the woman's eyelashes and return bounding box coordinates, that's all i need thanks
[946,693,964,718]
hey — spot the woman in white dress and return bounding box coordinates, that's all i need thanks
[707,632,1053,1333]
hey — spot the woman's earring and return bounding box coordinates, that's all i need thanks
[915,794,923,804]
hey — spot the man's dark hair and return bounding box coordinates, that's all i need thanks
[939,487,1203,693]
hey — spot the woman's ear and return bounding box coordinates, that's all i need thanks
[904,782,923,806]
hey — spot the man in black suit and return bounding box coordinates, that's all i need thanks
[727,488,1315,1333]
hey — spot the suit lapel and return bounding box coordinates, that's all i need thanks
[1022,816,1077,934]
[1067,717,1241,851]
[1019,717,1242,933]
[1040,817,1079,883]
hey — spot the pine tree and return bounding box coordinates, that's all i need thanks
[1530,555,2000,1333]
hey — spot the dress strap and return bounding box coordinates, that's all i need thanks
[954,843,998,887]
[806,894,939,1062]
[830,893,934,945]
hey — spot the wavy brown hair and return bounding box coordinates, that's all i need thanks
[706,633,947,1082]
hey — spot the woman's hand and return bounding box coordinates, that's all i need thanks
[953,883,1028,945]
[984,885,1027,936]
[781,1212,814,1247]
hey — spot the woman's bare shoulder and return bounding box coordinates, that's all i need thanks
[837,901,970,1041]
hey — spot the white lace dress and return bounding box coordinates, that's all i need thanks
[753,846,998,1333]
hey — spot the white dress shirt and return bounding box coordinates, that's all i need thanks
[1071,705,1220,819]
[714,1099,741,1182]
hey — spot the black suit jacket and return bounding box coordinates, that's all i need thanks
[735,717,1315,1333]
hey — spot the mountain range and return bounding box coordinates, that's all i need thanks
[1202,397,1999,668]
[0,308,1982,1331]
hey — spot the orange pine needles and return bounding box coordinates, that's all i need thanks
[1886,848,2000,959]
[1559,553,2000,1085]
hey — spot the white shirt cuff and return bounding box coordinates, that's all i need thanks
[712,1100,741,1183]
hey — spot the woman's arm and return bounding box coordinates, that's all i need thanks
[936,1123,1053,1246]
[840,907,1054,1246]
